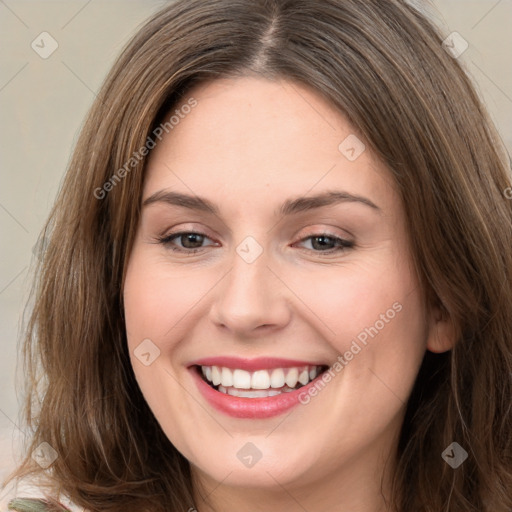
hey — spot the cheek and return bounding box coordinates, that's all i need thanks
[122,247,211,453]
[282,258,420,344]
[123,247,213,346]
[281,255,427,392]
[122,247,194,409]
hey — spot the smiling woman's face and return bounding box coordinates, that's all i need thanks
[123,77,447,508]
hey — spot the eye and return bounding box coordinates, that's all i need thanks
[294,233,354,254]
[156,231,354,255]
[157,231,217,253]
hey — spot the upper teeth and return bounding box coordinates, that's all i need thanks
[201,365,321,390]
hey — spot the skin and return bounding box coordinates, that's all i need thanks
[123,76,454,512]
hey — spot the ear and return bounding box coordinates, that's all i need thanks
[426,306,457,353]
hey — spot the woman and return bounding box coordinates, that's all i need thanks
[3,0,511,511]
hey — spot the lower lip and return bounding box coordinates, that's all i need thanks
[190,367,321,419]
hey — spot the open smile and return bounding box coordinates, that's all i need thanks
[188,357,330,418]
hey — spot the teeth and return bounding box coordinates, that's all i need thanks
[202,366,212,382]
[251,370,271,389]
[298,369,309,385]
[233,388,280,398]
[218,385,295,398]
[270,368,285,388]
[200,364,324,393]
[221,367,233,387]
[285,367,299,388]
[211,366,222,386]
[232,369,251,389]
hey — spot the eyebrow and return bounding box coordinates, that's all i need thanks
[142,190,381,216]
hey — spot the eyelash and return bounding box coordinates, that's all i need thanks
[156,231,354,255]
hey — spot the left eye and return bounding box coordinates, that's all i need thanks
[295,234,353,252]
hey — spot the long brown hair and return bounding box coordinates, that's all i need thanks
[7,1,512,511]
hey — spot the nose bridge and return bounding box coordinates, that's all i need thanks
[210,238,291,334]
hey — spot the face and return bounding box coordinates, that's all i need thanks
[123,77,444,505]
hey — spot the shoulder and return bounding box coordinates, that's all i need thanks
[0,477,85,512]
[6,498,70,511]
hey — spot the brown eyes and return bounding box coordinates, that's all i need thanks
[157,231,354,255]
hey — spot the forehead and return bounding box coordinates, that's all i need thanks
[143,77,398,216]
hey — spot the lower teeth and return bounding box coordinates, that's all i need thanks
[215,384,299,398]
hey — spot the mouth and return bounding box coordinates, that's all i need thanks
[187,356,333,418]
[194,364,330,398]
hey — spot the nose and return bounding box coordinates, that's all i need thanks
[209,248,292,337]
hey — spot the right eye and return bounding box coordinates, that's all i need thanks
[157,231,217,253]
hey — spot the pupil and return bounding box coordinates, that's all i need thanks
[312,236,333,250]
[183,233,203,248]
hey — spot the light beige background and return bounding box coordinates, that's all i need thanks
[0,0,511,481]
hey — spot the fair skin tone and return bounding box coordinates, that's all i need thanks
[123,76,453,512]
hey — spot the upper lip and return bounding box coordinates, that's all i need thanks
[188,356,328,372]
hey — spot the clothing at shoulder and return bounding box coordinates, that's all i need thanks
[7,498,70,511]
[0,477,85,512]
